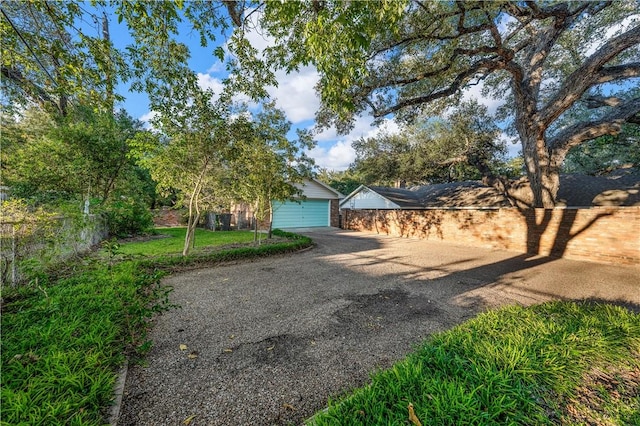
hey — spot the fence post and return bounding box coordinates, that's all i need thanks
[11,225,17,287]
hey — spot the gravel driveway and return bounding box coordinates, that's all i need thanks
[117,228,640,425]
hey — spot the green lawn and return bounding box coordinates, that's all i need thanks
[115,227,256,256]
[309,301,640,425]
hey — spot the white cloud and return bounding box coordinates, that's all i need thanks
[267,67,320,123]
[244,22,273,54]
[234,10,404,170]
[206,61,225,74]
[139,110,158,129]
[460,81,505,115]
[501,133,521,159]
[196,73,225,95]
[308,140,356,171]
[239,11,321,124]
[309,117,400,171]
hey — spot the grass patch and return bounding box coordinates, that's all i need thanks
[309,301,640,425]
[1,261,171,425]
[1,228,312,425]
[114,227,257,256]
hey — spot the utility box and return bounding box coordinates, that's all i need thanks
[203,212,216,231]
[219,213,232,231]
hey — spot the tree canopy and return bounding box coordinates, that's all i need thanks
[349,100,511,186]
[4,0,638,218]
[249,0,640,207]
[0,1,305,242]
[230,101,315,240]
[562,123,640,175]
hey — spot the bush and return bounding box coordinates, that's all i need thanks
[102,198,154,238]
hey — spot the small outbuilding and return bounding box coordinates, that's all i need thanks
[271,178,343,229]
[340,182,512,210]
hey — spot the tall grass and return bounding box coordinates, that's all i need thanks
[310,302,640,425]
[1,260,169,424]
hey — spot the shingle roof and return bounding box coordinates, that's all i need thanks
[367,186,423,208]
[368,182,512,208]
[364,168,640,208]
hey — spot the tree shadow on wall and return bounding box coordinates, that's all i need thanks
[520,207,613,259]
[344,203,617,269]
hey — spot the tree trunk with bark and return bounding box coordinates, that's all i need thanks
[183,160,208,256]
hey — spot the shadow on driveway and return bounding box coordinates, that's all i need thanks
[118,229,640,425]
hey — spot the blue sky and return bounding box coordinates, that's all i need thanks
[22,2,637,172]
[105,8,521,172]
[105,11,383,172]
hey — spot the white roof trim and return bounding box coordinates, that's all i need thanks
[339,185,401,209]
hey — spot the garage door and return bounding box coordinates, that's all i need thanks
[272,200,329,228]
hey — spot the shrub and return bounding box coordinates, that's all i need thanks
[102,198,154,238]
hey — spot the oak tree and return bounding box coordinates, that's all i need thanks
[250,0,640,207]
[351,100,506,185]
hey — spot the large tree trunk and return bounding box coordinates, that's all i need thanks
[514,78,560,208]
[521,135,559,208]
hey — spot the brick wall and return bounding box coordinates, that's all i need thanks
[342,207,640,265]
[153,208,184,227]
[330,199,340,227]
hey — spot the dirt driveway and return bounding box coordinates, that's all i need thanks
[117,228,640,425]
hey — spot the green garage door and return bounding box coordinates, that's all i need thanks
[272,200,329,228]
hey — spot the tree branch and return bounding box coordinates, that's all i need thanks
[372,58,501,117]
[548,97,640,153]
[595,62,640,84]
[223,0,243,27]
[539,24,640,127]
[583,95,623,109]
[1,65,60,109]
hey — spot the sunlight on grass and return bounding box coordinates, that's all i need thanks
[116,227,256,256]
[309,301,640,425]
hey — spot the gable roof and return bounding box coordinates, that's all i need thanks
[293,178,344,199]
[366,186,423,208]
[341,182,511,209]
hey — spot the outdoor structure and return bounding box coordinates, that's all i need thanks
[341,171,640,266]
[340,182,511,210]
[152,179,343,230]
[272,178,343,229]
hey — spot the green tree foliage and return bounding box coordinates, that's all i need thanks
[1,106,154,236]
[132,85,235,256]
[3,107,148,202]
[250,0,640,207]
[350,101,507,185]
[563,124,640,175]
[134,91,315,252]
[1,1,267,118]
[113,1,275,108]
[230,102,315,241]
[317,169,361,196]
[351,131,412,187]
[1,1,128,115]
